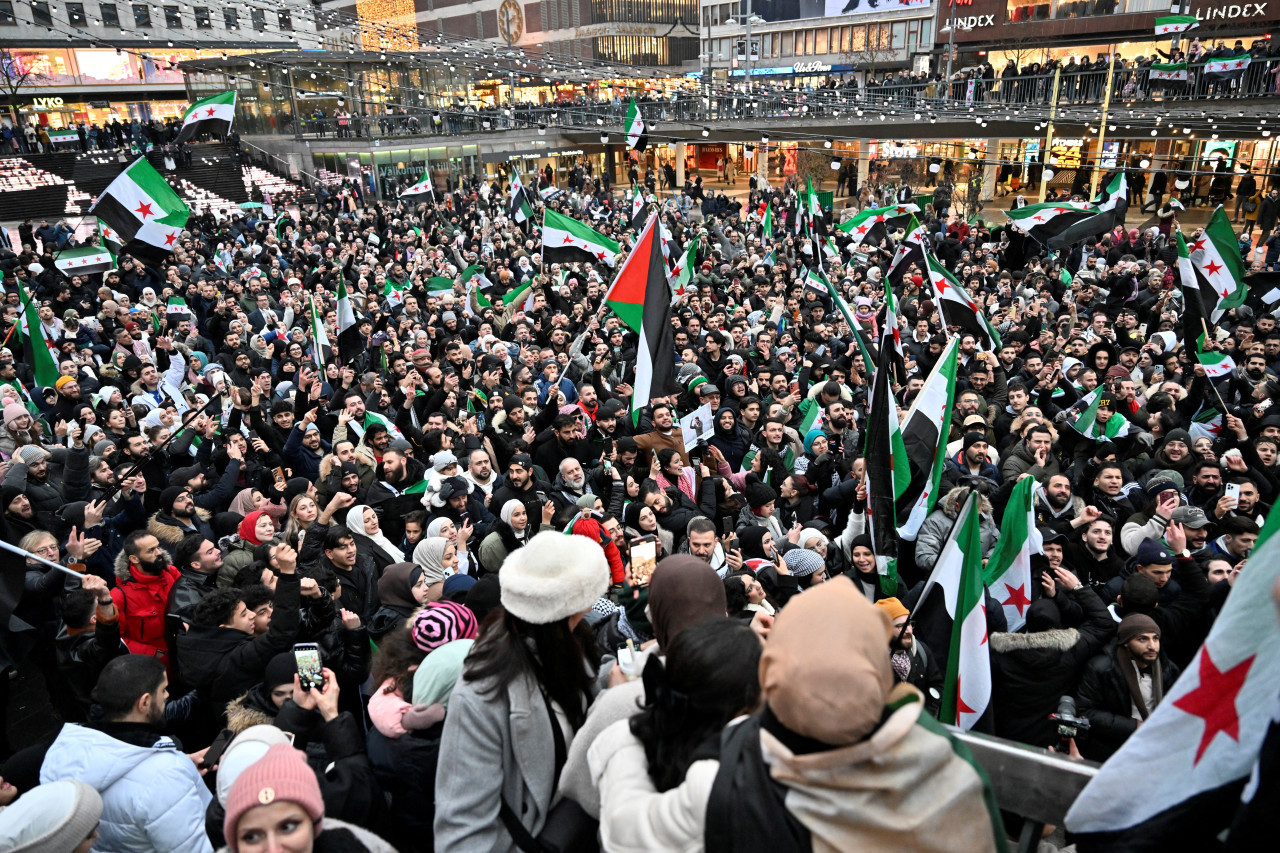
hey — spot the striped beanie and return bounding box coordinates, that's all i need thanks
[409,600,479,654]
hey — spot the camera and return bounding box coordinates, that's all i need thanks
[1048,695,1091,752]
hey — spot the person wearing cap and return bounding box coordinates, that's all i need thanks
[489,453,554,537]
[945,431,1002,488]
[282,408,331,482]
[1076,613,1180,761]
[875,597,944,718]
[434,531,611,852]
[0,778,102,852]
[1117,470,1185,556]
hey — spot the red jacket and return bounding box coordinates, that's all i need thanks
[111,565,181,661]
[571,517,625,586]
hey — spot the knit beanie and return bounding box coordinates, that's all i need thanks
[745,480,777,509]
[215,725,293,806]
[0,780,102,853]
[15,445,47,465]
[159,485,187,515]
[409,600,479,654]
[1117,613,1161,645]
[431,450,458,472]
[2,402,27,427]
[873,597,910,621]
[223,743,323,851]
[54,375,75,391]
[782,548,825,578]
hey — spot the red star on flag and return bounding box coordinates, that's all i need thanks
[1190,239,1207,253]
[135,201,154,218]
[561,235,574,244]
[1205,260,1223,277]
[1173,648,1254,765]
[1001,583,1031,617]
[955,676,977,717]
[934,277,949,293]
[855,225,868,235]
[102,227,113,240]
[205,107,216,117]
[164,232,178,246]
[1052,208,1070,214]
[595,251,608,261]
[1032,215,1045,222]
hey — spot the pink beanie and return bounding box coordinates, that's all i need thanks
[222,743,323,851]
[3,403,27,427]
[409,600,478,654]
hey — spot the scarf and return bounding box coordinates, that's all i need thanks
[1116,644,1164,721]
[346,503,405,563]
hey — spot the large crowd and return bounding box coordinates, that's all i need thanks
[0,145,1274,853]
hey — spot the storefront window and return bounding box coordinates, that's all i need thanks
[4,49,75,85]
[852,26,866,52]
[75,49,142,85]
[815,29,828,55]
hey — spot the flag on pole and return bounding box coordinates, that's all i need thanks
[1154,14,1198,35]
[165,296,191,326]
[898,338,959,541]
[1070,387,1136,440]
[19,288,60,389]
[384,279,408,308]
[97,218,122,267]
[983,476,1041,633]
[1204,55,1252,81]
[425,276,454,292]
[89,157,190,255]
[541,208,620,268]
[1188,207,1248,323]
[1150,62,1190,83]
[1044,173,1129,251]
[335,279,356,333]
[1005,201,1098,246]
[864,339,909,595]
[509,171,533,224]
[629,184,648,231]
[624,98,648,153]
[610,215,679,425]
[1066,503,1280,847]
[398,173,435,198]
[886,214,926,286]
[308,294,329,371]
[759,201,774,244]
[814,268,876,375]
[924,251,1001,350]
[667,239,697,304]
[54,246,113,276]
[837,203,920,244]
[1176,230,1235,377]
[175,90,236,144]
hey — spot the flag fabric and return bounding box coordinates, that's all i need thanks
[508,172,533,224]
[54,246,113,276]
[898,338,959,541]
[1005,201,1098,246]
[399,173,434,198]
[1070,387,1135,440]
[1188,207,1248,323]
[384,280,408,308]
[335,279,356,333]
[624,98,648,152]
[760,202,774,244]
[538,185,563,201]
[1150,62,1190,83]
[97,218,122,266]
[1188,403,1224,441]
[541,208,620,268]
[815,269,876,375]
[425,276,454,292]
[460,263,494,294]
[886,215,926,286]
[165,296,191,324]
[1066,503,1280,847]
[1176,230,1234,377]
[612,215,679,426]
[1044,172,1129,251]
[1154,14,1198,35]
[308,294,329,371]
[175,90,235,144]
[882,284,906,382]
[982,476,1041,633]
[630,184,648,231]
[19,288,60,389]
[864,339,909,595]
[1204,55,1251,80]
[89,157,190,254]
[924,251,1001,350]
[668,239,697,305]
[837,203,920,244]
[802,177,822,223]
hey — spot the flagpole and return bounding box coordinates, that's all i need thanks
[0,538,84,579]
[1199,317,1232,413]
[1038,66,1062,205]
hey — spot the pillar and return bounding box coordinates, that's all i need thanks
[758,141,769,187]
[857,141,870,194]
[981,137,1000,203]
[675,141,686,187]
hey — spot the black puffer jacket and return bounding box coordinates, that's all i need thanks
[1075,641,1181,761]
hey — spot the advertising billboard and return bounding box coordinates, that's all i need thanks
[756,0,930,22]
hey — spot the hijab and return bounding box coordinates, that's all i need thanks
[229,488,260,516]
[738,526,770,560]
[647,555,728,649]
[499,499,529,540]
[377,562,422,613]
[413,536,449,585]
[426,517,452,539]
[346,503,405,563]
[412,639,475,708]
[238,511,269,546]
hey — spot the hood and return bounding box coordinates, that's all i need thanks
[113,546,173,582]
[989,627,1080,655]
[43,723,179,791]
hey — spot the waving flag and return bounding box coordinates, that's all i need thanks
[668,239,697,305]
[384,279,408,308]
[308,294,329,370]
[1154,14,1198,35]
[97,218,122,266]
[865,339,909,595]
[54,246,113,276]
[399,173,435,198]
[898,338,959,541]
[1150,62,1190,84]
[90,157,190,255]
[335,279,356,333]
[612,215,679,425]
[509,172,533,224]
[175,90,236,144]
[924,251,1001,350]
[759,201,774,244]
[983,476,1041,633]
[837,203,920,245]
[1204,55,1251,81]
[1045,172,1129,251]
[19,289,59,388]
[1005,201,1097,247]
[814,268,875,375]
[1070,387,1135,440]
[624,98,648,152]
[629,184,648,231]
[886,214,926,286]
[1176,231,1234,378]
[542,208,620,268]
[1189,207,1248,322]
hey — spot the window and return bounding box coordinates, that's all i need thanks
[779,30,793,57]
[0,0,18,25]
[66,2,85,22]
[100,3,118,26]
[277,9,291,29]
[194,6,209,27]
[815,28,827,55]
[802,30,812,56]
[31,1,51,26]
[164,5,179,27]
[851,25,866,52]
[223,7,237,28]
[250,8,265,31]
[839,25,850,53]
[132,3,150,26]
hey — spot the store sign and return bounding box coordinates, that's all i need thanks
[1197,3,1268,21]
[376,162,426,179]
[574,22,670,38]
[793,61,833,74]
[952,13,995,27]
[31,97,64,109]
[881,143,920,158]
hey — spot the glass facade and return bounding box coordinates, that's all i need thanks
[310,145,480,198]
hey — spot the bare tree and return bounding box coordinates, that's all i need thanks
[0,49,49,125]
[795,147,831,191]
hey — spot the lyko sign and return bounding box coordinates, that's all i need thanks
[31,97,64,109]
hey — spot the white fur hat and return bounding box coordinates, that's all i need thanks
[499,531,609,625]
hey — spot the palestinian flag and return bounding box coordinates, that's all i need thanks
[19,289,59,389]
[864,339,909,595]
[983,476,1041,633]
[1204,55,1251,81]
[630,184,648,231]
[509,172,533,224]
[1188,208,1248,323]
[916,491,991,731]
[1154,14,1198,35]
[175,90,235,145]
[1045,172,1128,251]
[542,208,620,268]
[54,246,113,276]
[425,276,454,292]
[335,279,356,333]
[89,157,190,256]
[1005,201,1097,246]
[837,203,919,244]
[898,338,959,541]
[886,215,926,287]
[1070,387,1135,440]
[1066,503,1280,848]
[624,98,648,153]
[611,215,679,425]
[1150,62,1190,84]
[399,173,434,199]
[308,294,330,370]
[924,251,1001,350]
[384,279,408,308]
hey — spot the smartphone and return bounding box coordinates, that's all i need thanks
[1224,483,1241,504]
[721,517,733,537]
[728,534,739,552]
[629,536,658,587]
[201,728,235,769]
[689,452,701,470]
[294,643,322,691]
[536,491,549,502]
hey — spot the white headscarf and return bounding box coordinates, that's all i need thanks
[345,504,404,563]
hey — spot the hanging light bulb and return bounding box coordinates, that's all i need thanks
[600,132,609,144]
[824,138,832,148]
[1139,158,1150,168]
[701,127,709,137]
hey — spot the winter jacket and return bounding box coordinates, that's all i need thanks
[945,451,1002,487]
[914,501,1000,571]
[988,586,1114,748]
[215,535,259,587]
[40,722,213,853]
[1075,641,1181,761]
[999,438,1061,482]
[110,549,180,662]
[365,456,429,543]
[54,613,128,720]
[147,508,216,549]
[368,722,445,853]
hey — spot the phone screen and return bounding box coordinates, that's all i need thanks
[294,644,322,691]
[721,517,733,537]
[629,540,658,587]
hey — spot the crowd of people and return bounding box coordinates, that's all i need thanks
[0,140,1273,852]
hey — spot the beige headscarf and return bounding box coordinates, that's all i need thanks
[759,575,894,746]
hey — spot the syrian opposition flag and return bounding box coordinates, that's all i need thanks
[898,338,959,541]
[983,476,1041,633]
[1066,504,1280,848]
[19,289,59,389]
[837,203,920,245]
[542,208,620,268]
[97,218,122,265]
[1176,231,1234,378]
[175,90,235,144]
[864,339,910,595]
[1189,402,1225,441]
[509,172,533,224]
[89,157,190,255]
[1150,62,1190,84]
[886,215,926,287]
[384,279,408,308]
[165,296,191,326]
[1204,55,1251,81]
[1045,172,1128,251]
[624,98,648,153]
[915,491,991,731]
[801,176,822,228]
[425,276,454,292]
[630,184,649,231]
[610,215,679,425]
[54,246,113,276]
[1070,387,1135,440]
[308,294,330,370]
[1188,208,1248,323]
[667,239,697,305]
[924,251,1001,351]
[335,279,356,333]
[399,173,435,199]
[1154,14,1198,35]
[1005,201,1098,246]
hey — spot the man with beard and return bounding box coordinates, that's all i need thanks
[533,412,594,477]
[1035,472,1084,532]
[5,445,68,531]
[366,444,428,543]
[110,530,181,663]
[39,655,213,851]
[819,399,858,462]
[168,442,243,514]
[550,457,605,512]
[1064,514,1125,590]
[875,597,944,718]
[147,485,217,549]
[282,410,329,482]
[489,395,534,468]
[462,447,498,500]
[490,453,552,533]
[632,402,690,469]
[50,374,84,423]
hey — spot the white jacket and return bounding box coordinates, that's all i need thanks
[40,723,213,853]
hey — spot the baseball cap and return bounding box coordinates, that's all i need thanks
[1171,506,1210,529]
[508,453,533,471]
